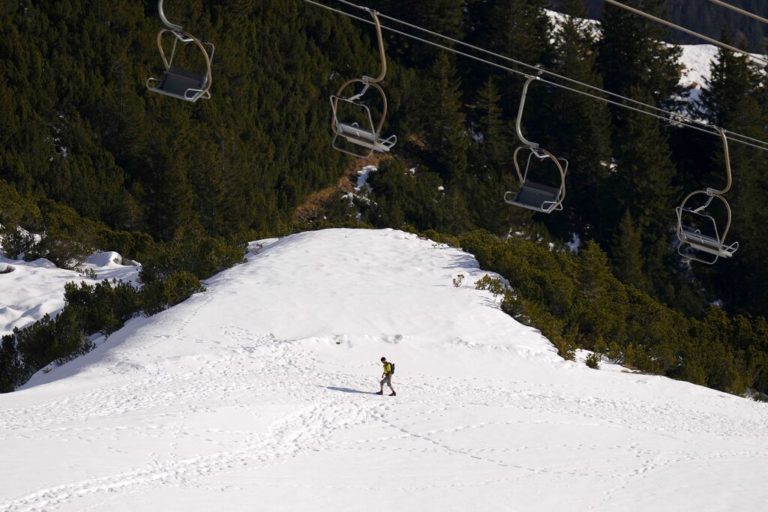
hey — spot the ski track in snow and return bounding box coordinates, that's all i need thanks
[1,229,767,512]
[3,329,766,512]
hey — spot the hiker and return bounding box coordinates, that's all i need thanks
[376,356,396,396]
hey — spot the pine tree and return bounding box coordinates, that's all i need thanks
[597,2,683,290]
[608,87,678,285]
[546,0,612,240]
[698,43,768,314]
[612,210,648,291]
[465,76,525,234]
[371,0,463,68]
[411,53,469,184]
[471,77,510,176]
[467,0,553,114]
[574,240,629,345]
[597,0,684,108]
[482,0,552,64]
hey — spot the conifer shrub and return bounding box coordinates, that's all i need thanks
[421,229,460,248]
[163,272,205,308]
[140,224,245,284]
[475,274,506,296]
[64,281,143,336]
[14,311,92,378]
[585,352,600,369]
[593,337,609,358]
[0,175,40,260]
[139,280,167,317]
[24,201,101,269]
[0,228,37,260]
[96,229,156,263]
[551,334,577,361]
[0,180,42,231]
[607,341,624,364]
[0,335,23,392]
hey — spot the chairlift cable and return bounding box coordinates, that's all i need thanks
[337,0,712,136]
[372,2,768,152]
[301,0,768,152]
[370,0,768,152]
[604,0,768,66]
[706,0,768,27]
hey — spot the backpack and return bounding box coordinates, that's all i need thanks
[390,362,395,375]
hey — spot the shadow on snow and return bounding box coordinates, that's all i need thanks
[325,386,380,395]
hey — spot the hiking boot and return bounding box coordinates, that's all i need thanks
[389,391,396,396]
[375,391,383,395]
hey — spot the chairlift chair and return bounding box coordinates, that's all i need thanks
[330,9,397,158]
[504,145,569,213]
[676,192,738,264]
[146,0,214,103]
[330,81,397,157]
[675,128,739,264]
[503,76,568,213]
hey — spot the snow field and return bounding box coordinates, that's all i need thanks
[1,229,767,512]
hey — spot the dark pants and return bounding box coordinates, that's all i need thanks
[380,374,394,393]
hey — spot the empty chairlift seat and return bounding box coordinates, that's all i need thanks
[504,76,568,214]
[504,145,567,214]
[151,65,210,102]
[329,10,397,159]
[334,119,397,154]
[505,180,564,213]
[676,195,739,264]
[146,1,214,103]
[678,227,738,259]
[675,128,739,265]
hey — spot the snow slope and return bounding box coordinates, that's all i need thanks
[1,229,767,512]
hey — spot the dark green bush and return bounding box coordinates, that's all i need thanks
[64,280,143,335]
[0,335,23,392]
[459,229,768,395]
[140,223,245,284]
[1,228,37,259]
[14,311,91,374]
[163,271,205,307]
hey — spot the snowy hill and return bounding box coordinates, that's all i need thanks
[1,229,767,512]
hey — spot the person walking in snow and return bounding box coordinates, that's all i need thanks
[376,356,396,396]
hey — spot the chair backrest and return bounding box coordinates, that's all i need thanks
[674,129,737,264]
[504,145,567,213]
[147,29,213,103]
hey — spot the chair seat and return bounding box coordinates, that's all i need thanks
[155,67,207,100]
[337,123,395,152]
[680,228,735,258]
[506,181,562,212]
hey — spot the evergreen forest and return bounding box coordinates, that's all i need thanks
[1,0,768,396]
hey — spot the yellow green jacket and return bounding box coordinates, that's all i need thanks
[382,362,393,375]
